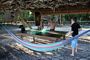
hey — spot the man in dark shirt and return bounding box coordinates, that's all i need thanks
[71,20,81,37]
[70,18,81,56]
[19,25,26,33]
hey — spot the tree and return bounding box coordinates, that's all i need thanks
[49,15,57,31]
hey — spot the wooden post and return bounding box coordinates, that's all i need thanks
[60,14,63,26]
[35,12,41,29]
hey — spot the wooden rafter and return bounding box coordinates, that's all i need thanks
[0,0,90,15]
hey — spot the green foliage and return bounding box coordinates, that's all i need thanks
[50,15,56,21]
[64,14,90,21]
[0,12,4,21]
[28,15,34,21]
[0,44,2,48]
[17,10,34,21]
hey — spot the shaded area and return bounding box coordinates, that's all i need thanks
[0,41,90,60]
[0,24,90,60]
[0,44,37,60]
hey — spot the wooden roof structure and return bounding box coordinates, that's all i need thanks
[0,0,90,15]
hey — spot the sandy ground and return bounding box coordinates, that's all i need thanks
[0,25,90,60]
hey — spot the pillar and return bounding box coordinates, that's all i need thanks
[35,12,41,26]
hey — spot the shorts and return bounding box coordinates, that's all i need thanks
[71,38,78,48]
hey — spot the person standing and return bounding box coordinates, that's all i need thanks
[48,20,56,31]
[19,25,26,33]
[70,18,81,56]
[19,25,26,39]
